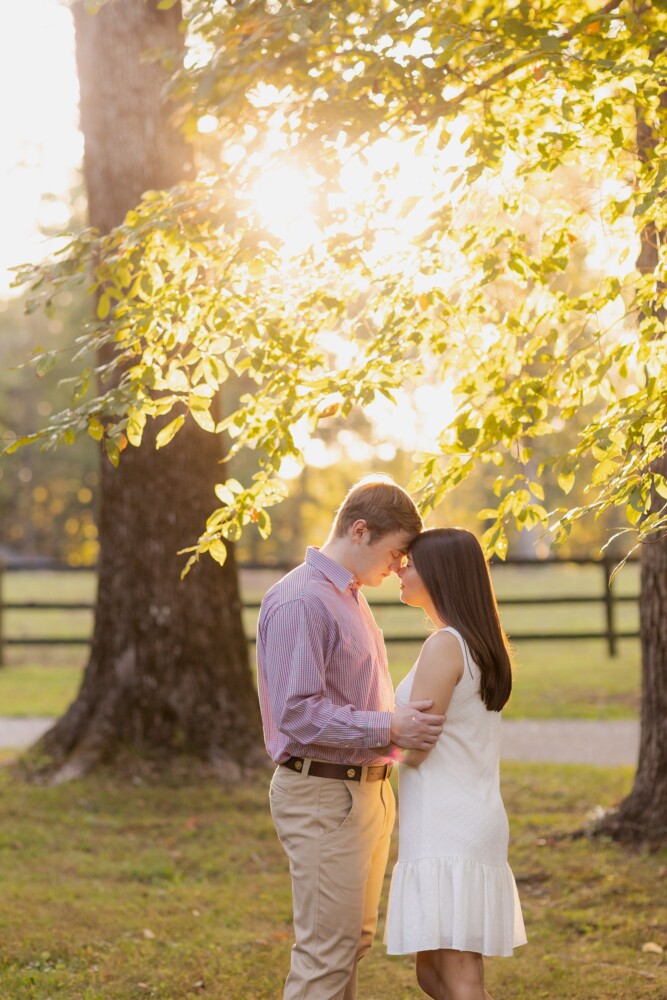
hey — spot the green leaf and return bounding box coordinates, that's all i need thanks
[257,509,271,540]
[221,520,242,542]
[96,293,111,319]
[126,410,147,447]
[522,504,549,528]
[4,434,38,455]
[591,459,618,486]
[539,35,560,53]
[87,417,105,441]
[191,407,216,432]
[654,476,667,501]
[215,484,235,505]
[208,539,228,567]
[105,438,120,467]
[156,415,185,449]
[35,352,56,378]
[495,529,508,560]
[557,472,575,495]
[457,426,480,450]
[481,524,508,560]
[188,393,214,413]
[147,261,164,290]
[166,367,189,392]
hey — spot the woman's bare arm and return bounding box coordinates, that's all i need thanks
[403,630,463,768]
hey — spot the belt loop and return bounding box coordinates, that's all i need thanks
[302,757,312,776]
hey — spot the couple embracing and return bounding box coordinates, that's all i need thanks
[257,477,527,1000]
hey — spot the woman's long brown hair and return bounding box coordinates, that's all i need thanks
[410,528,513,711]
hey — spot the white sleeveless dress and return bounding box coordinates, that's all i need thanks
[385,627,527,957]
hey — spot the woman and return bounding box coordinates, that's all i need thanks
[385,528,526,1000]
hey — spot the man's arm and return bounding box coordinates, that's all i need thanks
[262,599,392,749]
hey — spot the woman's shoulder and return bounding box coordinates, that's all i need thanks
[423,626,470,657]
[418,629,465,679]
[423,627,462,651]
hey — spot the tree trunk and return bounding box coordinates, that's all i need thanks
[594,455,667,844]
[593,84,667,844]
[36,0,263,781]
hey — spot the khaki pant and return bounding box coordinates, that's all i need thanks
[270,762,396,1000]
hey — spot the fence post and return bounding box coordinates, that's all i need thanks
[0,561,4,667]
[602,557,617,657]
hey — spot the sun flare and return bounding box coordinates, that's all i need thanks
[248,164,320,256]
[242,114,472,271]
[240,116,473,475]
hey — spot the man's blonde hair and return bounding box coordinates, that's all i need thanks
[332,475,423,542]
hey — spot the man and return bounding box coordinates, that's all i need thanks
[256,476,445,1000]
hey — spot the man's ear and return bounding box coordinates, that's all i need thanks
[350,519,369,543]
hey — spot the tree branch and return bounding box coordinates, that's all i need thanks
[433,0,629,119]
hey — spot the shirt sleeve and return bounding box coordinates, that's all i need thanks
[261,598,392,749]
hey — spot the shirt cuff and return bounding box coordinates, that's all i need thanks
[364,711,392,748]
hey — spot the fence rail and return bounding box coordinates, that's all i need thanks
[0,556,639,665]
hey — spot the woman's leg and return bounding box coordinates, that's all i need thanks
[417,949,490,1000]
[416,951,445,999]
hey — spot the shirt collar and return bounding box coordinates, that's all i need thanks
[306,546,358,594]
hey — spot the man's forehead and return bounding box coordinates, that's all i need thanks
[383,529,416,553]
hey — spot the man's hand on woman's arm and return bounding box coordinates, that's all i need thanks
[389,700,445,750]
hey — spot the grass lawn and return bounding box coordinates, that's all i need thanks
[0,565,640,720]
[0,639,641,721]
[0,760,664,999]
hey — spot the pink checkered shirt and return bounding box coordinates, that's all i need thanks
[256,547,394,765]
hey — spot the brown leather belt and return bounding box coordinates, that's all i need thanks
[282,756,392,783]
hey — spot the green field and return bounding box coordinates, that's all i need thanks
[0,761,664,999]
[0,565,659,1000]
[0,564,641,720]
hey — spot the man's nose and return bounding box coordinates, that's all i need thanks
[395,563,405,577]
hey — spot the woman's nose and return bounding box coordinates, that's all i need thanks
[396,565,405,577]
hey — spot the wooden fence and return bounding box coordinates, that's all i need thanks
[0,556,639,666]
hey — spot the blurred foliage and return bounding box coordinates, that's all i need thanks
[0,292,99,565]
[6,0,667,568]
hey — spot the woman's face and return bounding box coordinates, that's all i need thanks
[397,553,431,610]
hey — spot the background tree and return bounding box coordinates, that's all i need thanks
[9,1,666,837]
[15,0,261,781]
[597,76,667,842]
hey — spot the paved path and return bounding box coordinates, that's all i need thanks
[0,717,54,750]
[0,717,640,766]
[500,719,638,767]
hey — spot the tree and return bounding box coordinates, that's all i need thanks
[595,79,667,842]
[9,2,666,836]
[13,0,262,781]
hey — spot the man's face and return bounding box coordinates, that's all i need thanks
[354,529,415,587]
